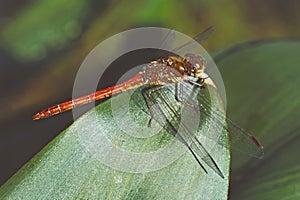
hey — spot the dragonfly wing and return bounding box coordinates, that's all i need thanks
[147,97,209,176]
[168,78,264,157]
[187,131,224,178]
[193,26,215,44]
[155,26,215,56]
[149,83,224,178]
[158,29,177,52]
[173,80,264,158]
[196,89,264,159]
[172,26,215,53]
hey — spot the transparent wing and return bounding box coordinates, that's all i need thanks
[149,84,225,178]
[196,89,264,159]
[172,26,215,52]
[132,74,224,177]
[175,80,264,159]
[152,26,215,59]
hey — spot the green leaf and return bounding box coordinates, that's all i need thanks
[215,40,300,199]
[0,86,229,199]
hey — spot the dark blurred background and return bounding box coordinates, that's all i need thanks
[0,0,299,188]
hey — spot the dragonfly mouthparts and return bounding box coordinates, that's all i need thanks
[199,73,217,89]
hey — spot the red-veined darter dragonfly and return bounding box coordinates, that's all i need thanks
[33,27,264,178]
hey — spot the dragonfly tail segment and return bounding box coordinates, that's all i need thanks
[33,74,144,120]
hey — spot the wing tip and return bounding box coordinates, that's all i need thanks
[250,135,264,159]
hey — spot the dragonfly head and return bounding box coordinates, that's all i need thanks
[184,53,206,79]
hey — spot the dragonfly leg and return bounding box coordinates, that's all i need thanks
[141,86,162,127]
[175,83,184,102]
[141,87,153,127]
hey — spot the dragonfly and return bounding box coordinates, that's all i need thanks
[33,27,264,178]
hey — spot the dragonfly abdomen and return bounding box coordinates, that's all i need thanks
[33,74,144,120]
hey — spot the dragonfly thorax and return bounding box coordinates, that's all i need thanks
[161,53,206,79]
[142,53,208,86]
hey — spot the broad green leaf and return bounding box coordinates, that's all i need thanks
[0,86,229,199]
[231,137,300,200]
[215,41,300,199]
